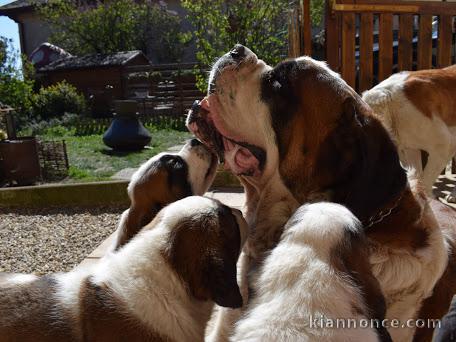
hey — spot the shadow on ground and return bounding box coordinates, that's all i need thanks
[433,174,456,209]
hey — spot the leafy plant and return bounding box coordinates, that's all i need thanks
[33,81,86,120]
[38,0,190,63]
[310,0,325,26]
[182,0,290,91]
[0,36,35,128]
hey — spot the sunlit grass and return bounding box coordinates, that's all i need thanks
[39,128,192,182]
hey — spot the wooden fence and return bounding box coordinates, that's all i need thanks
[72,114,187,135]
[290,0,456,92]
[289,0,456,173]
[122,63,205,120]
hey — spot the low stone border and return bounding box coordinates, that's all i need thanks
[0,170,240,208]
[0,181,130,208]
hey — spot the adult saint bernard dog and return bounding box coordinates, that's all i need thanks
[362,66,456,202]
[187,45,456,341]
[113,138,217,250]
[0,196,248,342]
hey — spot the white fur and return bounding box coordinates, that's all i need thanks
[0,273,38,286]
[181,145,215,195]
[23,196,248,342]
[362,72,456,195]
[368,209,447,341]
[296,56,346,86]
[207,48,277,188]
[233,203,379,342]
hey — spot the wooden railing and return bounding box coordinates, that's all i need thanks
[327,0,456,92]
[289,0,456,173]
[122,63,205,118]
[290,0,456,91]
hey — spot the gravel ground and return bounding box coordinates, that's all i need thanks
[0,206,125,274]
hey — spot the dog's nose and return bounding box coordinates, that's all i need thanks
[230,44,246,60]
[189,138,203,147]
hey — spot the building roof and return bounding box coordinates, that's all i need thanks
[0,0,45,16]
[38,50,149,72]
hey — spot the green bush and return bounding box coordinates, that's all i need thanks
[33,81,86,119]
[0,36,35,129]
[17,113,80,137]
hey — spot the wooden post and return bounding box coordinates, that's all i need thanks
[398,14,414,71]
[437,15,453,68]
[326,0,341,72]
[341,12,356,87]
[288,7,301,58]
[302,0,312,56]
[5,110,17,140]
[359,13,374,92]
[418,14,433,70]
[378,13,393,81]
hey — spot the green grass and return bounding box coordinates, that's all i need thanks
[39,128,192,182]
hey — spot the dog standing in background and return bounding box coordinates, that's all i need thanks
[362,66,456,202]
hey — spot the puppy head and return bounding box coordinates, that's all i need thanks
[116,139,218,250]
[129,138,217,206]
[156,196,248,308]
[179,138,218,195]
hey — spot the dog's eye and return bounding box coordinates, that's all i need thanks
[272,80,282,90]
[161,155,185,171]
[167,158,184,170]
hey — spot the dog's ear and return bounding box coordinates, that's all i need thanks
[163,213,243,308]
[319,96,407,223]
[206,259,243,308]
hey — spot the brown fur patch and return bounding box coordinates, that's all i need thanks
[403,65,456,126]
[79,278,169,342]
[332,231,392,342]
[0,276,76,342]
[413,200,456,342]
[115,159,192,250]
[161,204,243,308]
[366,188,431,252]
[270,65,345,201]
[263,59,440,254]
[264,59,407,225]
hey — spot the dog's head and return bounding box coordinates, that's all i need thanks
[115,139,218,250]
[143,196,247,308]
[129,138,217,206]
[188,46,407,223]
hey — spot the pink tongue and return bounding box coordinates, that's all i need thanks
[223,137,259,176]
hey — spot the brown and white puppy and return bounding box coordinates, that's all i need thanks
[188,45,454,341]
[362,66,456,200]
[0,196,248,342]
[233,202,391,342]
[114,138,217,250]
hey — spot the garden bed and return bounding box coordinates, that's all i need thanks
[0,205,123,274]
